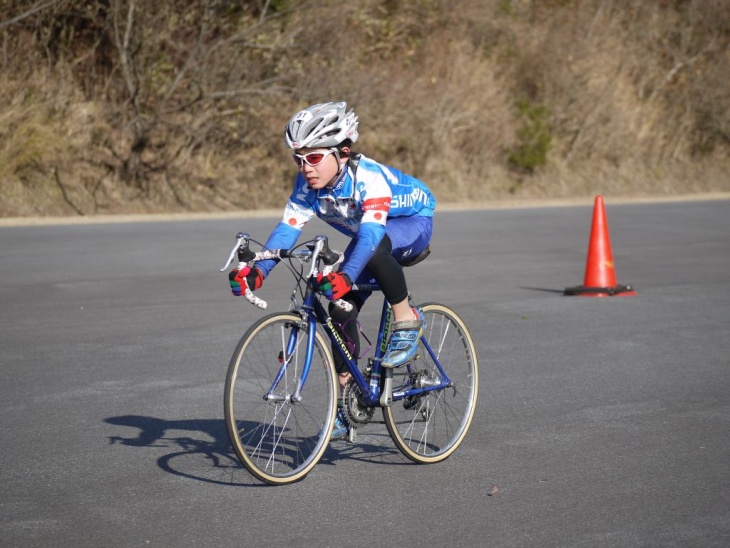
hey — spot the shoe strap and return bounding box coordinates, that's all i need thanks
[391,319,423,331]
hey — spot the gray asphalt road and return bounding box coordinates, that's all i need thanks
[1,199,729,547]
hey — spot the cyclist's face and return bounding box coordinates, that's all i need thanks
[294,148,345,189]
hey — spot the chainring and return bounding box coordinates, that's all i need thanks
[342,379,375,425]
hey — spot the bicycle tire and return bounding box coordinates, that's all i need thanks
[382,303,479,463]
[224,312,338,485]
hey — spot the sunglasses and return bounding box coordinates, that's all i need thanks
[292,149,335,167]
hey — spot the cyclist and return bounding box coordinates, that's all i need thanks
[229,101,436,439]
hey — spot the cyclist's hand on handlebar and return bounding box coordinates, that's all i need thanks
[229,266,264,297]
[317,272,352,300]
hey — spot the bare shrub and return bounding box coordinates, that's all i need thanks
[0,0,728,217]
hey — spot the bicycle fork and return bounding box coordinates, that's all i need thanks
[264,316,310,404]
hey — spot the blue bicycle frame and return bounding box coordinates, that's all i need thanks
[270,281,455,409]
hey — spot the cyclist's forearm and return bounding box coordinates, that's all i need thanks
[341,222,386,281]
[257,222,301,277]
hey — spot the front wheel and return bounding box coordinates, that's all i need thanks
[383,303,479,463]
[224,312,338,485]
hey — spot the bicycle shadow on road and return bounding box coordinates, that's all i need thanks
[104,414,408,486]
[319,420,409,467]
[105,414,254,486]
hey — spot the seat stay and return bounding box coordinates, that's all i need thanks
[419,336,454,386]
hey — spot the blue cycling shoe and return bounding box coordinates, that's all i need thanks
[381,308,424,368]
[330,409,349,440]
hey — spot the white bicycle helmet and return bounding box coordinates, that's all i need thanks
[284,102,359,149]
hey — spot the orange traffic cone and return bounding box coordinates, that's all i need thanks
[564,195,637,297]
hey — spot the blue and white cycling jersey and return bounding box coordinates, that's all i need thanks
[257,154,436,282]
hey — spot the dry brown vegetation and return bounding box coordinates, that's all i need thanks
[1,0,728,218]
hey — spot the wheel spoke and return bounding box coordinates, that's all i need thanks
[224,313,337,484]
[383,304,478,463]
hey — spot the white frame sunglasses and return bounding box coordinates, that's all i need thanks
[292,149,335,167]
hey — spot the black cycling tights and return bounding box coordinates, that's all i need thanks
[329,234,408,374]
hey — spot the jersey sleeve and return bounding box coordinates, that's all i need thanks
[255,177,316,277]
[339,173,391,281]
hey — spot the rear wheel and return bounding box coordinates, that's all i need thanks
[224,312,338,484]
[383,303,478,463]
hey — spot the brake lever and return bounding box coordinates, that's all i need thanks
[220,232,248,271]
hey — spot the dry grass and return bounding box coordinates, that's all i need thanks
[0,0,728,218]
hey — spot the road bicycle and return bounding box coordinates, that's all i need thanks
[220,232,479,485]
